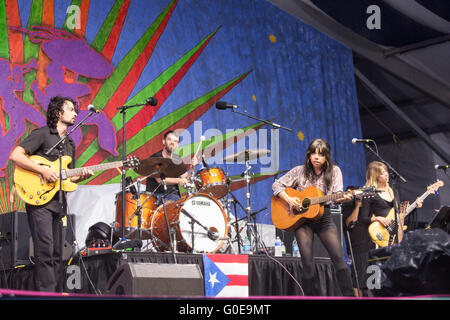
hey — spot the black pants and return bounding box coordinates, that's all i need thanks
[351,251,370,294]
[26,204,65,292]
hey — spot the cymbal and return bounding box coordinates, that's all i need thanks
[223,148,270,163]
[134,157,187,178]
[228,169,289,182]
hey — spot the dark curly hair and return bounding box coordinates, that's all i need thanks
[46,96,78,129]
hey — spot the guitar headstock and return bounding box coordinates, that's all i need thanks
[427,180,444,194]
[353,186,378,199]
[124,156,140,169]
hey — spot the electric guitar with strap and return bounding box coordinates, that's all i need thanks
[13,155,140,205]
[368,180,444,247]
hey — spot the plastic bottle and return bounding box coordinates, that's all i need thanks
[281,240,286,256]
[274,236,282,257]
[243,236,252,255]
[292,237,300,257]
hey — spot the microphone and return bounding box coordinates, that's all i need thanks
[88,105,100,113]
[145,97,158,106]
[216,101,239,110]
[435,164,449,170]
[352,138,372,144]
[207,229,219,241]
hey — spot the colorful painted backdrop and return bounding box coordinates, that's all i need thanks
[0,0,365,224]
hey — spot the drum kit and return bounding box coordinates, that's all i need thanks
[112,148,271,255]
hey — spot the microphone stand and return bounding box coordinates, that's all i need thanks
[231,108,292,132]
[116,101,152,248]
[45,109,98,292]
[226,107,291,253]
[362,142,406,244]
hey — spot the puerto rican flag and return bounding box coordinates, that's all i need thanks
[202,254,249,297]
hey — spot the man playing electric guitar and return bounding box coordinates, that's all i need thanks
[9,96,94,292]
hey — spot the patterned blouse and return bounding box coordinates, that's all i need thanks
[272,165,344,196]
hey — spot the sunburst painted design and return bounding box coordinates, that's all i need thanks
[0,0,279,213]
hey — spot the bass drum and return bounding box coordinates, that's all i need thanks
[150,194,228,253]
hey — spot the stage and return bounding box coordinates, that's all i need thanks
[0,251,341,297]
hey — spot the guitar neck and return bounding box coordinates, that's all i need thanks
[405,190,431,216]
[310,191,344,205]
[64,161,123,178]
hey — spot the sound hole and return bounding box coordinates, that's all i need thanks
[293,198,310,215]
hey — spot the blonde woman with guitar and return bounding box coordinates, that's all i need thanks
[272,138,355,296]
[359,161,424,248]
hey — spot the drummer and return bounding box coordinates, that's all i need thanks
[145,130,197,205]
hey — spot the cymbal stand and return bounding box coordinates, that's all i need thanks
[242,158,262,253]
[226,189,247,254]
[159,173,177,263]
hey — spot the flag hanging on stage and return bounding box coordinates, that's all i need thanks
[202,254,249,297]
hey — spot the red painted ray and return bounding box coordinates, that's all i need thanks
[41,0,54,27]
[101,0,130,61]
[101,1,177,120]
[5,0,24,64]
[86,74,250,185]
[75,125,98,159]
[73,0,90,39]
[115,28,220,146]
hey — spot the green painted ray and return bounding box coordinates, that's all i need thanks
[110,26,220,128]
[90,0,126,51]
[89,0,176,109]
[0,1,9,60]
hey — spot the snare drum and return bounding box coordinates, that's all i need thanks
[150,193,228,253]
[194,167,228,199]
[115,191,157,239]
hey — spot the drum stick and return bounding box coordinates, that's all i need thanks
[193,136,205,163]
[188,135,204,172]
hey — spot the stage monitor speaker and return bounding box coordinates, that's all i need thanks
[0,211,30,268]
[105,263,204,296]
[0,212,76,269]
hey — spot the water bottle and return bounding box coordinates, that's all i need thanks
[243,236,252,254]
[274,236,282,257]
[281,240,286,256]
[292,237,300,257]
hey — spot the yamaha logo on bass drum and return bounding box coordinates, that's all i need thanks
[192,200,211,206]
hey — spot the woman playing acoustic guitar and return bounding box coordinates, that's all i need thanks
[272,138,354,296]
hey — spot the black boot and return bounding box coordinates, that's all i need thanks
[336,268,355,297]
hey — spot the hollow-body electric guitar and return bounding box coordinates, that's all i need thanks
[14,155,140,205]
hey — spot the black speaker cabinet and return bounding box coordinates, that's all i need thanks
[105,263,204,296]
[0,212,76,269]
[0,211,30,268]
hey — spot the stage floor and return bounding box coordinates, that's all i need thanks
[0,251,341,297]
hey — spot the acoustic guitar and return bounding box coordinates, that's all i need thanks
[13,155,140,206]
[368,180,444,247]
[271,185,376,231]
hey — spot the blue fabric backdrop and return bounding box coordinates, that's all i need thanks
[11,0,366,224]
